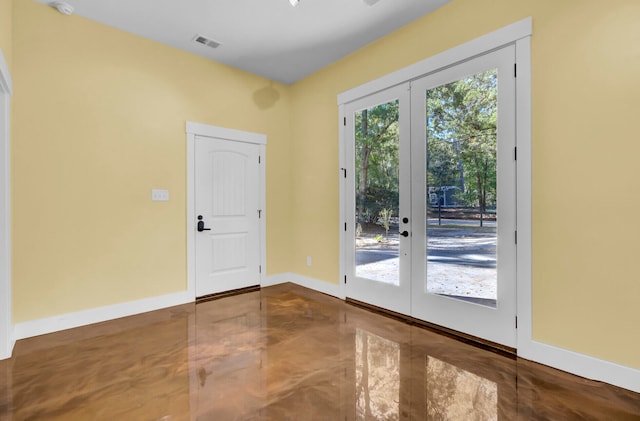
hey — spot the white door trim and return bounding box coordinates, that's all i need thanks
[0,48,13,360]
[338,104,347,299]
[337,17,532,106]
[186,122,267,299]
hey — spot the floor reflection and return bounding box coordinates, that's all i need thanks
[193,304,265,419]
[0,283,638,420]
[426,356,497,420]
[355,329,400,420]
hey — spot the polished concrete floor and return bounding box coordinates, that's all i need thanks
[1,283,639,420]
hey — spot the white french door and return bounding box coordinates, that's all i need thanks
[344,84,411,315]
[344,45,517,347]
[410,46,517,347]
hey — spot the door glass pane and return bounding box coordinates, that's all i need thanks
[425,70,498,307]
[355,100,400,285]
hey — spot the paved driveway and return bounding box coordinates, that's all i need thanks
[355,224,497,302]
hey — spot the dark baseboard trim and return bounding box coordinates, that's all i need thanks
[196,285,261,304]
[345,297,516,357]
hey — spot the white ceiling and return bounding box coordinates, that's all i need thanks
[37,0,450,84]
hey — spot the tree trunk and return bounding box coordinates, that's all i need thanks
[473,154,484,226]
[357,110,369,220]
[358,147,370,220]
[455,139,465,192]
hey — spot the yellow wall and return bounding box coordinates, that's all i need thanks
[289,0,640,369]
[0,0,11,71]
[11,0,292,322]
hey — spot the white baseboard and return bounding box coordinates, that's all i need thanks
[263,272,345,299]
[0,332,14,360]
[519,339,640,394]
[262,273,290,287]
[13,291,193,340]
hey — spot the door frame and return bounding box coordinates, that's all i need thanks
[0,49,13,360]
[338,18,531,349]
[186,122,267,299]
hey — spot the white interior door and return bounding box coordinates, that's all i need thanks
[410,45,517,347]
[344,84,411,315]
[195,136,261,297]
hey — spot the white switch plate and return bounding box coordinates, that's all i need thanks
[306,256,312,266]
[151,189,169,202]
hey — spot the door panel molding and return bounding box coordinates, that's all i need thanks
[186,122,266,300]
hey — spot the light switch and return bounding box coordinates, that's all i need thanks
[151,189,169,202]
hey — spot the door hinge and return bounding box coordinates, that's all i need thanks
[258,155,261,164]
[344,222,347,231]
[515,230,518,244]
[515,316,518,329]
[344,275,347,284]
[514,146,517,160]
[259,265,262,274]
[514,63,517,78]
[341,167,347,178]
[258,209,262,218]
[344,117,347,126]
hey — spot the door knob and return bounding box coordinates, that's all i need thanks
[400,230,409,237]
[197,216,211,232]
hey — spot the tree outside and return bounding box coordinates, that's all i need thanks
[355,101,400,226]
[354,70,499,305]
[354,70,498,223]
[426,69,498,215]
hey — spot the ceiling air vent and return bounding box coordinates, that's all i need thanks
[193,34,221,49]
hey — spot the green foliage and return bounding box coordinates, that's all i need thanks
[378,208,393,238]
[355,101,400,223]
[426,69,498,211]
[354,70,498,221]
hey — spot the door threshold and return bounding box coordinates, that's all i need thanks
[196,285,260,304]
[345,297,516,357]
